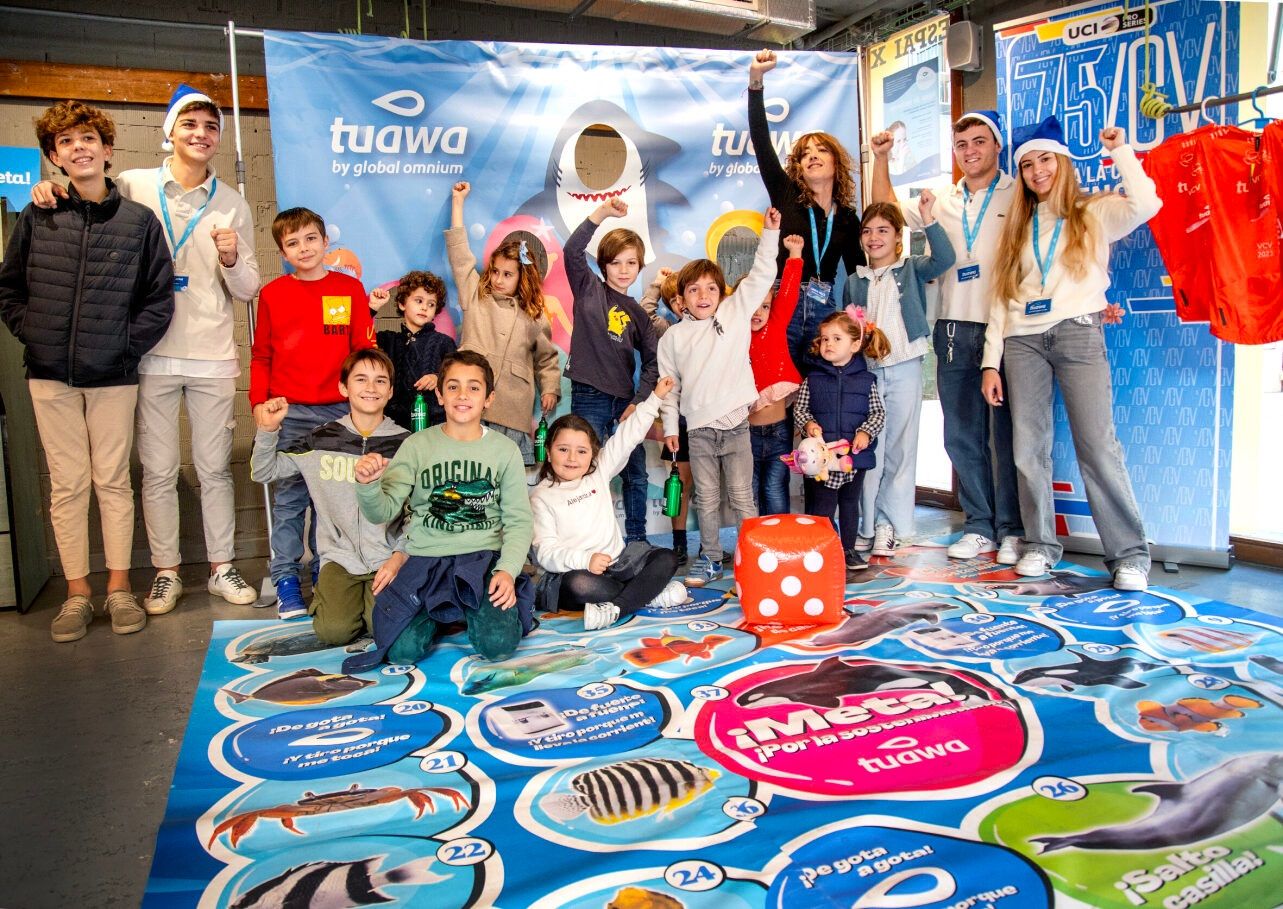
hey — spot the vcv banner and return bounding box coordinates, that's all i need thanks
[995,0,1238,561]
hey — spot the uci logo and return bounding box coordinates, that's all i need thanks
[1064,15,1119,44]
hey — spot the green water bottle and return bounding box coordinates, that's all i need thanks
[662,461,683,518]
[410,393,428,432]
[534,417,548,463]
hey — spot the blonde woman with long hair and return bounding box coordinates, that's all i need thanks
[980,116,1161,592]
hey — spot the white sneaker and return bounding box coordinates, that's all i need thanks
[871,525,899,557]
[996,536,1023,565]
[647,580,688,610]
[1015,551,1053,577]
[1112,561,1149,592]
[583,601,620,631]
[852,535,874,553]
[208,565,258,605]
[144,571,183,616]
[947,533,996,559]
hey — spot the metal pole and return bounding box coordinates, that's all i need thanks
[226,18,278,606]
[1163,83,1283,115]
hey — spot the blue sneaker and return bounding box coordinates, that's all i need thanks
[276,576,308,621]
[683,554,724,588]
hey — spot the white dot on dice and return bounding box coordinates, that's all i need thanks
[804,598,825,616]
[758,552,778,573]
[781,576,801,596]
[803,551,824,572]
[759,598,779,616]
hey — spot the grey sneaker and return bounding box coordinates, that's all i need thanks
[208,565,257,605]
[50,595,94,643]
[105,590,146,635]
[144,571,183,615]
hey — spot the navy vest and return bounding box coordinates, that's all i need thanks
[806,357,877,470]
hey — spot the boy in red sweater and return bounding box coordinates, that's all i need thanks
[250,207,374,618]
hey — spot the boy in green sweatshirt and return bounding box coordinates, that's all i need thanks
[343,349,535,670]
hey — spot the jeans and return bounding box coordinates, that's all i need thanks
[1004,315,1149,571]
[688,421,757,561]
[810,472,867,550]
[571,381,650,541]
[270,402,347,583]
[860,357,923,538]
[750,419,793,516]
[934,321,1023,543]
[786,282,840,376]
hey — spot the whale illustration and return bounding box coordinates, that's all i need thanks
[1033,752,1283,852]
[809,600,955,647]
[1012,651,1165,693]
[979,572,1114,598]
[735,657,998,710]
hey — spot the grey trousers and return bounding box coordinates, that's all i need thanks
[1004,314,1149,571]
[688,421,757,561]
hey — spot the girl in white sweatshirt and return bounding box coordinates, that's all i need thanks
[530,377,686,630]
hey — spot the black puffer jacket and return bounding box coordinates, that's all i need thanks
[0,180,174,387]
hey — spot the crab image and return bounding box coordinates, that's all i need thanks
[208,782,470,847]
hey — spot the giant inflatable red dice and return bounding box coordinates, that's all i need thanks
[733,515,845,625]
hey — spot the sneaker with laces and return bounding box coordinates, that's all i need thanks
[105,590,147,635]
[50,595,94,643]
[996,536,1023,566]
[845,547,869,571]
[684,554,724,587]
[646,580,689,610]
[871,525,899,557]
[947,533,996,559]
[1112,561,1150,592]
[852,534,873,552]
[275,575,308,621]
[1015,551,1053,577]
[144,571,183,615]
[583,601,620,631]
[209,565,257,605]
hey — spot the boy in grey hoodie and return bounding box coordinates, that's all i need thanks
[251,348,410,640]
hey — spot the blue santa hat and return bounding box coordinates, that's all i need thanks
[161,83,223,151]
[1013,115,1070,164]
[958,110,1003,146]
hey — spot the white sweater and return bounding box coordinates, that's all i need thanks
[982,145,1161,369]
[530,393,663,573]
[658,228,780,435]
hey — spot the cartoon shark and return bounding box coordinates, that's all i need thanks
[518,100,685,268]
[980,572,1114,598]
[1250,654,1283,675]
[462,645,607,695]
[222,668,374,707]
[1033,752,1283,852]
[809,600,954,647]
[735,657,997,710]
[1011,651,1165,693]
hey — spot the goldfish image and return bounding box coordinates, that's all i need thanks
[608,887,686,909]
[1137,694,1262,734]
[623,631,732,668]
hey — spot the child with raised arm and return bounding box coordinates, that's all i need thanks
[345,350,536,670]
[659,208,782,586]
[846,191,955,559]
[564,197,659,544]
[794,312,890,569]
[531,377,685,630]
[369,270,456,429]
[446,181,560,464]
[749,233,805,516]
[251,348,410,642]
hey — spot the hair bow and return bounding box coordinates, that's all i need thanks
[518,239,532,266]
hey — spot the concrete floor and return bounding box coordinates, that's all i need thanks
[1,506,1280,909]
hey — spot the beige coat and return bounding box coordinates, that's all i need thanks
[445,226,561,433]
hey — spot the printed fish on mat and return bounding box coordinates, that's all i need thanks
[222,668,375,706]
[229,855,448,908]
[1158,627,1257,653]
[608,887,687,909]
[736,657,995,709]
[978,572,1114,598]
[463,645,605,695]
[540,758,720,825]
[1136,694,1262,734]
[232,630,331,665]
[810,600,954,646]
[623,631,732,668]
[1012,652,1165,692]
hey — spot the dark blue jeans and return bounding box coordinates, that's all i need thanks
[750,418,793,516]
[570,381,649,542]
[786,282,840,376]
[934,320,1022,542]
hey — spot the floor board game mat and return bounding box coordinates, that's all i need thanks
[144,544,1283,908]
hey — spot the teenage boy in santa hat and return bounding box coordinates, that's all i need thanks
[34,84,261,614]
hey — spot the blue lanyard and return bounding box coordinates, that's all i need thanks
[157,169,215,260]
[961,173,999,258]
[1032,206,1063,289]
[807,206,835,275]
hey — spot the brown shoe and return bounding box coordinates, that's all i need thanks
[50,595,94,643]
[105,590,146,635]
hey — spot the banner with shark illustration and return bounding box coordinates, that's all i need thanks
[144,542,1283,907]
[995,0,1240,562]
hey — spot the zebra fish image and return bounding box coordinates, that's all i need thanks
[540,758,720,825]
[228,855,447,908]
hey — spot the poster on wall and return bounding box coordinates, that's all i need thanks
[863,14,952,192]
[995,0,1238,560]
[262,34,858,534]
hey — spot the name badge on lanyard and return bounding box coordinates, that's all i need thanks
[804,278,833,305]
[158,169,215,297]
[1025,298,1052,315]
[956,264,981,283]
[173,275,190,292]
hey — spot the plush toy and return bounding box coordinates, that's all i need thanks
[780,437,853,483]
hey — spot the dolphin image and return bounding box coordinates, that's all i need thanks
[980,572,1114,598]
[810,600,955,647]
[735,657,997,710]
[1012,651,1165,693]
[1033,752,1283,852]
